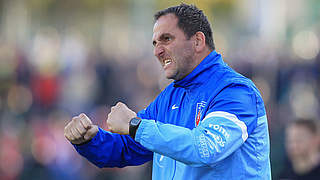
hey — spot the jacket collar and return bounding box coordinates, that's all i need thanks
[173,50,223,89]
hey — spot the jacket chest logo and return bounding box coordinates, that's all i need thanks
[195,101,207,126]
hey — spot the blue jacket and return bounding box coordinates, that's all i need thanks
[74,51,271,179]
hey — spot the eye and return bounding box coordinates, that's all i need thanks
[152,41,157,46]
[164,36,172,42]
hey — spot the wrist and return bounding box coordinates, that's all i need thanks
[129,117,141,140]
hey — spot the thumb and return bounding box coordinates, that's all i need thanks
[84,125,99,140]
[79,113,93,130]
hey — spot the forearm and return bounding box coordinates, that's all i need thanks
[74,127,153,168]
[135,114,247,167]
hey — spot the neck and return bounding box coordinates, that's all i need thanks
[195,49,212,66]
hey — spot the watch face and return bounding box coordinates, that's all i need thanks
[131,118,141,126]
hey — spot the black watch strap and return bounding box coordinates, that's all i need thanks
[129,117,141,140]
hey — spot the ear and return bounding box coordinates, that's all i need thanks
[193,31,206,53]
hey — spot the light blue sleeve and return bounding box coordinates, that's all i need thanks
[135,84,257,167]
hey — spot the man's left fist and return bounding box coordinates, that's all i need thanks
[106,102,137,134]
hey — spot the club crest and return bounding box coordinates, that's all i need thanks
[195,101,207,126]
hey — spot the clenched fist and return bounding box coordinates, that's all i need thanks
[107,102,137,134]
[64,113,99,145]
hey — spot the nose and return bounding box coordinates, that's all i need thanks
[154,45,165,58]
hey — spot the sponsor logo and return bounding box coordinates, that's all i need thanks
[198,134,210,158]
[195,101,207,126]
[171,104,179,110]
[204,135,218,151]
[206,130,226,147]
[209,124,230,139]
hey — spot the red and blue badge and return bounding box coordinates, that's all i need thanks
[195,101,207,126]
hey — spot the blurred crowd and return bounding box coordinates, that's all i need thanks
[0,0,319,179]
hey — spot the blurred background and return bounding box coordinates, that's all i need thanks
[0,0,319,179]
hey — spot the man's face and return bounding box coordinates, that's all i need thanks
[152,14,195,80]
[285,124,316,160]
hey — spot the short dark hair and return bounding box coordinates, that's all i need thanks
[154,3,215,51]
[290,119,319,135]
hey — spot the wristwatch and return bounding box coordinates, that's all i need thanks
[129,117,141,139]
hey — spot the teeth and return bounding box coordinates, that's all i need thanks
[164,59,172,66]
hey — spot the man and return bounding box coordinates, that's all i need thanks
[279,119,320,179]
[64,4,271,179]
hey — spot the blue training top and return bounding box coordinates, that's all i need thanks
[74,50,271,180]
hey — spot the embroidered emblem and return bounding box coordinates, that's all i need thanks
[195,101,207,126]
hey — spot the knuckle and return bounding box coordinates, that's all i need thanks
[80,120,89,129]
[118,102,124,107]
[72,116,79,122]
[64,125,69,132]
[80,114,87,121]
[64,126,72,134]
[81,115,91,123]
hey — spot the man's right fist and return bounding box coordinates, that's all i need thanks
[64,113,99,145]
